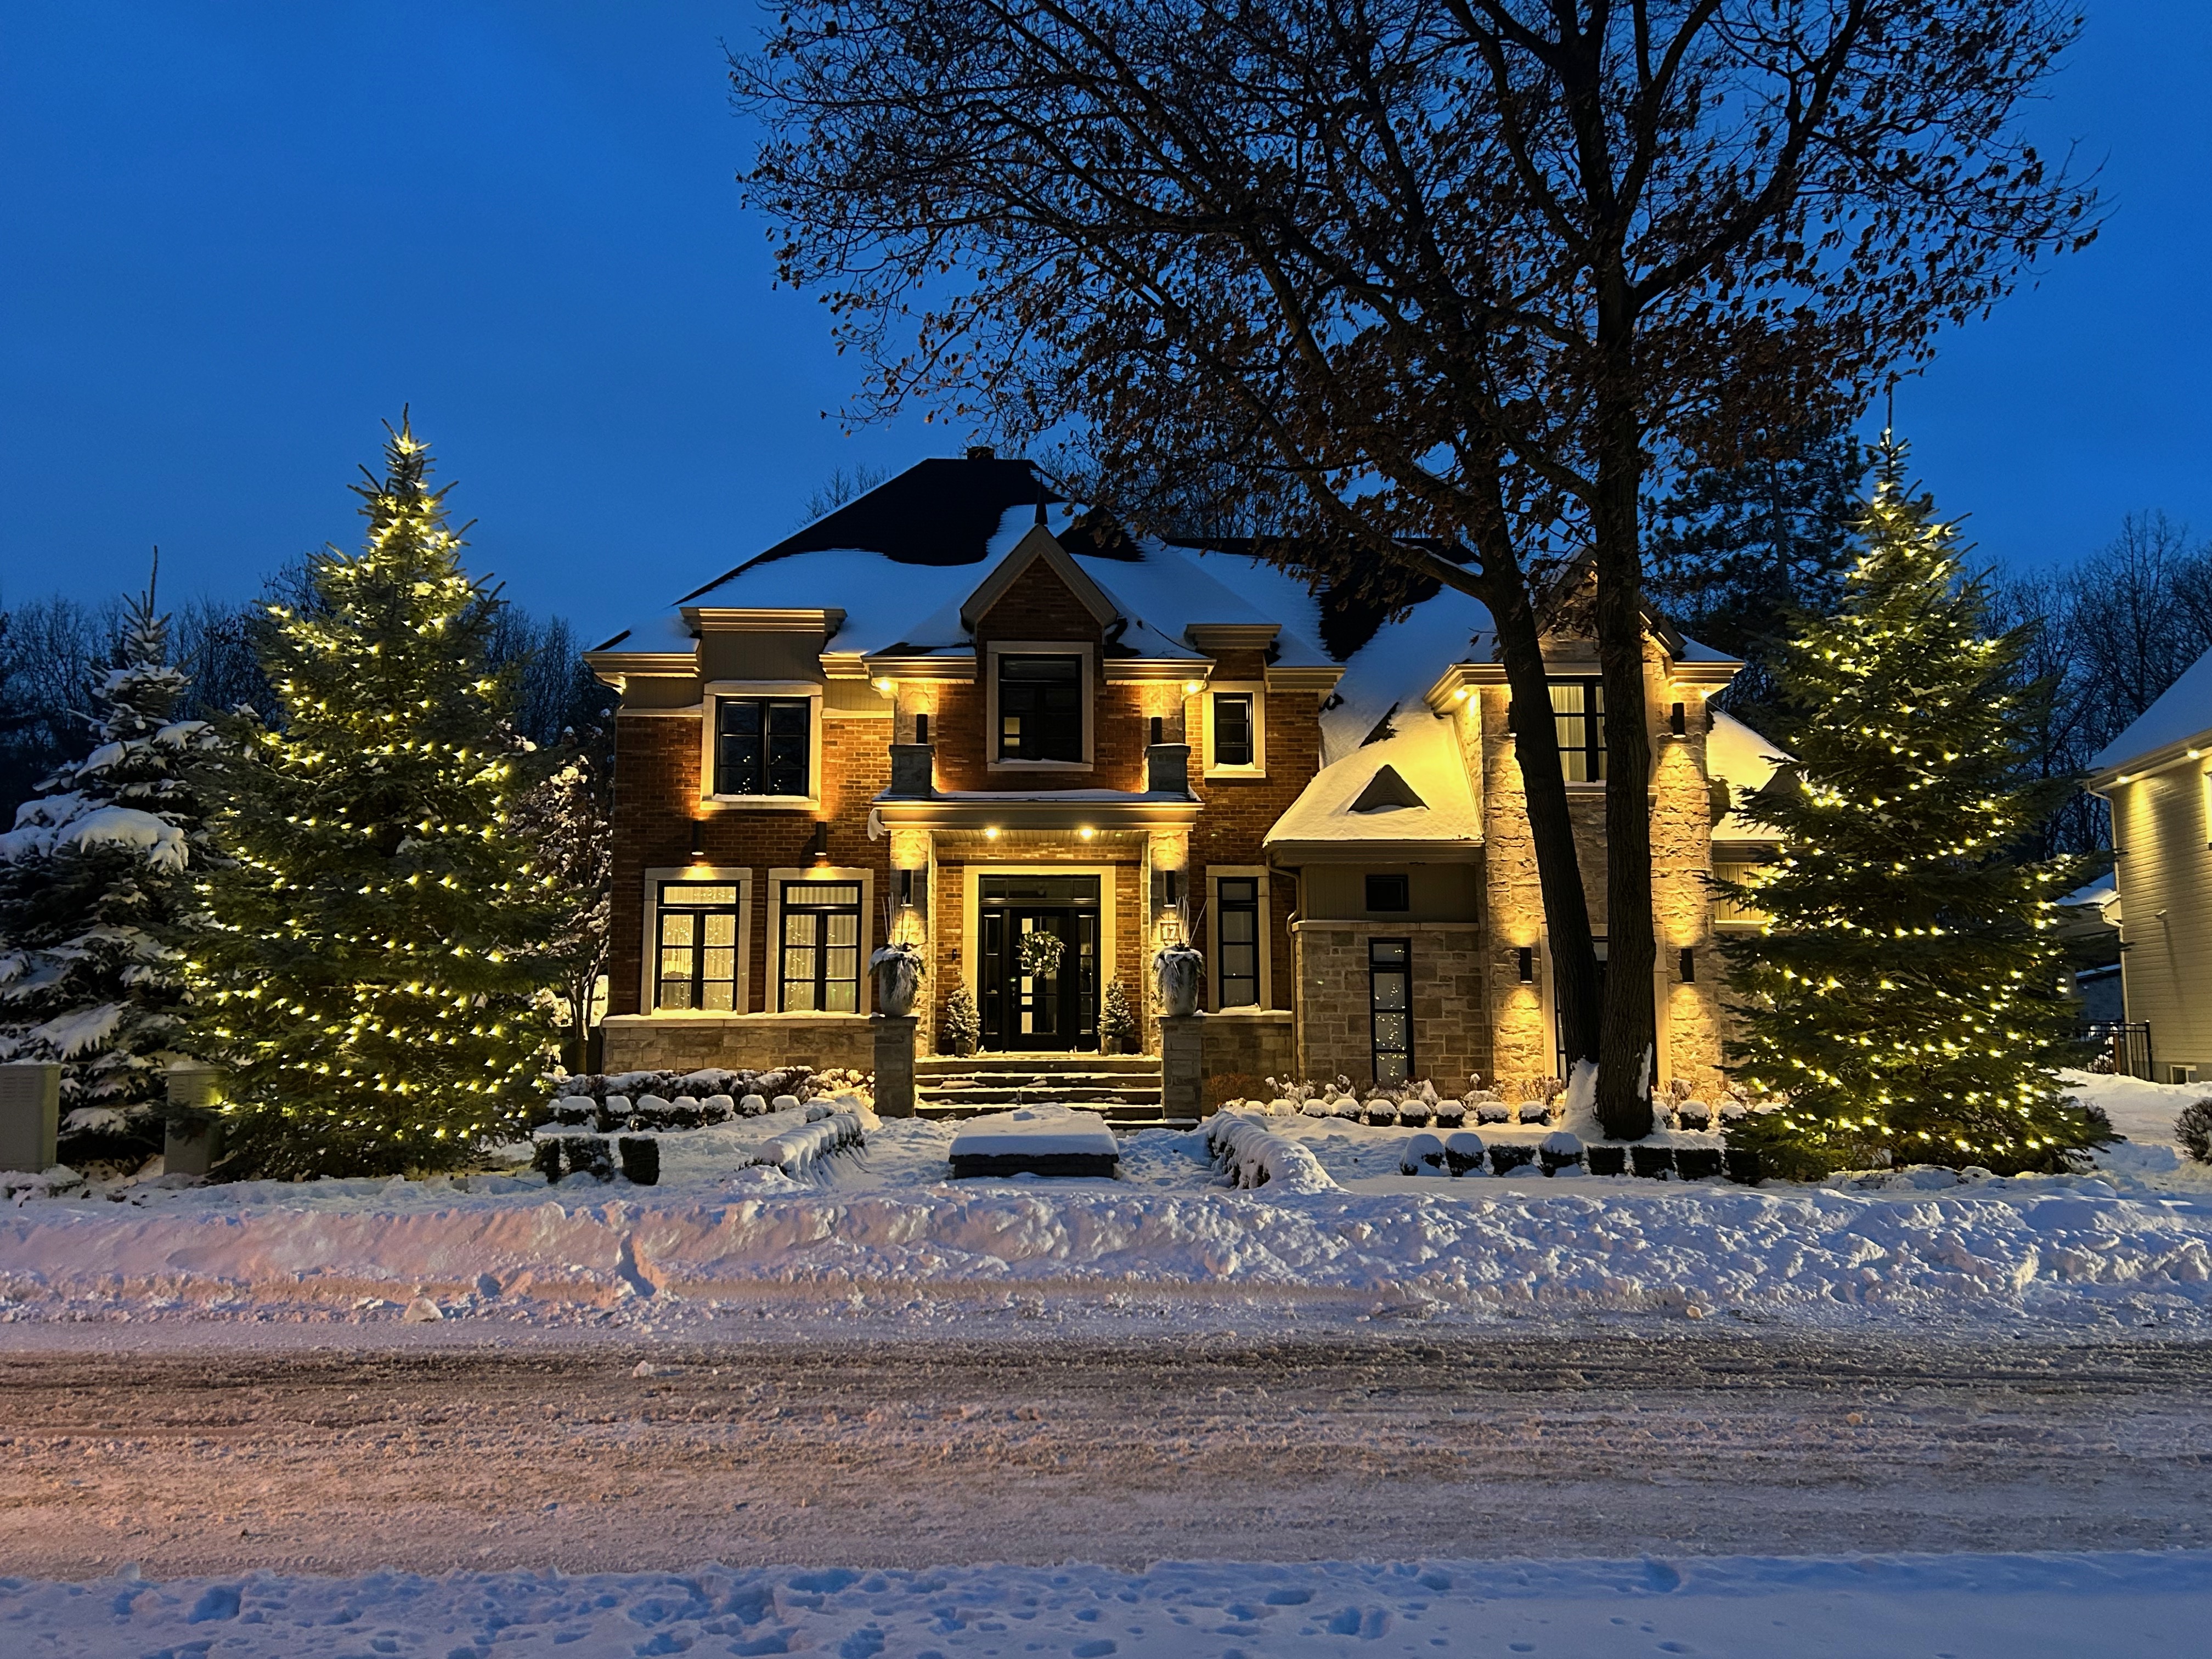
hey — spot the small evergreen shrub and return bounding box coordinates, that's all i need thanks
[2177,1099,2212,1164]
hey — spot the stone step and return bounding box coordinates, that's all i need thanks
[915,1053,1159,1075]
[917,1085,1164,1107]
[916,1101,1196,1128]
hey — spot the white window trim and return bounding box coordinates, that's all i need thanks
[701,680,824,811]
[985,641,1095,773]
[1206,865,1272,1010]
[1200,682,1267,779]
[641,866,752,1017]
[766,865,875,1015]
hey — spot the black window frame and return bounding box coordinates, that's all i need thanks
[714,695,811,798]
[995,652,1086,764]
[1549,677,1606,783]
[1364,872,1410,913]
[1216,876,1261,1008]
[777,879,864,1013]
[653,879,743,1012]
[1211,691,1256,769]
[1369,937,1413,1085]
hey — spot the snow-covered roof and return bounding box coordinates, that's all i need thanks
[1265,711,1481,852]
[1318,589,1494,765]
[1707,711,1792,842]
[2091,644,2212,777]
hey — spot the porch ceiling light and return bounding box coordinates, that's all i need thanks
[1079,825,1096,840]
[985,825,1001,840]
[874,678,895,693]
[1182,680,1203,695]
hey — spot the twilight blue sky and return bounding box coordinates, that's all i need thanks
[2,2,2207,634]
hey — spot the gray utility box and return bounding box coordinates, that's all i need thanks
[164,1060,227,1177]
[0,1063,61,1174]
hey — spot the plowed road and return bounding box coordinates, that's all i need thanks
[3,1331,2208,1576]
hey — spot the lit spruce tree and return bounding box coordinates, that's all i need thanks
[1717,434,2107,1178]
[194,419,558,1176]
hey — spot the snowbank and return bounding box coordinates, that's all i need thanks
[10,1118,2212,1328]
[6,1551,2209,1658]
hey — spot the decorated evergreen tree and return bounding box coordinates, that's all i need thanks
[1100,978,1139,1055]
[940,981,980,1058]
[0,583,221,1160]
[194,419,558,1176]
[1718,436,2107,1178]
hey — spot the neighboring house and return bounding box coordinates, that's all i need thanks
[583,453,1781,1104]
[2086,647,2212,1082]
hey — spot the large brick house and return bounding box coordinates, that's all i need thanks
[584,453,1780,1107]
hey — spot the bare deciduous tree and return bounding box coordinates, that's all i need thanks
[739,0,2095,1133]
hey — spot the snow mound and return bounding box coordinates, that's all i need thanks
[1205,1111,1339,1194]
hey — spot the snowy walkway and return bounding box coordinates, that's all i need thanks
[9,1551,2211,1658]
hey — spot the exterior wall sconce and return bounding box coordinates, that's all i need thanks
[689,819,704,857]
[898,868,915,906]
[1516,946,1536,984]
[1669,702,1687,736]
[915,712,930,744]
[808,821,829,860]
[1679,946,1696,983]
[1164,868,1180,906]
[1150,715,1164,745]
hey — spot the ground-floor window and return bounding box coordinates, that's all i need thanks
[1217,877,1261,1007]
[780,879,862,1012]
[655,880,741,1011]
[1369,937,1412,1083]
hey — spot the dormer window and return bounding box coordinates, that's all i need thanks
[990,646,1091,768]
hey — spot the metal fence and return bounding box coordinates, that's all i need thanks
[2081,1020,2153,1081]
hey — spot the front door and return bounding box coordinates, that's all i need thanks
[980,874,1101,1051]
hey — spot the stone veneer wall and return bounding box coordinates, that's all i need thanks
[600,1013,875,1074]
[1200,1009,1296,1108]
[1291,921,1487,1089]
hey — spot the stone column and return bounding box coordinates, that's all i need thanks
[164,1060,227,1177]
[1160,1013,1204,1121]
[871,1014,918,1118]
[0,1063,61,1174]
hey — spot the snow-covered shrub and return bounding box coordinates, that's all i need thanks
[746,1110,865,1179]
[1475,1099,1512,1126]
[1400,1132,1445,1176]
[1362,1096,1396,1127]
[1432,1098,1466,1128]
[1675,1147,1725,1181]
[738,1093,768,1117]
[1203,1113,1338,1194]
[1675,1099,1713,1132]
[1517,1100,1552,1125]
[1397,1097,1434,1128]
[617,1136,659,1185]
[770,1093,801,1114]
[1443,1131,1485,1176]
[1489,1143,1535,1175]
[1539,1131,1584,1176]
[1300,1098,1330,1119]
[2177,1101,2212,1164]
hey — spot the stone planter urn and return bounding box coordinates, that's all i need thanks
[870,943,925,1018]
[1152,942,1204,1018]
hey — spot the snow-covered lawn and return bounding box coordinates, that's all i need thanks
[7,1551,2209,1657]
[3,1071,2209,1333]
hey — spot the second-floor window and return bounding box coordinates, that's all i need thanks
[1549,678,1606,782]
[716,697,810,797]
[1212,692,1255,768]
[997,653,1084,763]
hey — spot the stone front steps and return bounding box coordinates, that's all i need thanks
[915,1053,1183,1126]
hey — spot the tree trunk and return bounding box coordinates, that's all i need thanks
[1590,307,1658,1141]
[1381,522,1600,1080]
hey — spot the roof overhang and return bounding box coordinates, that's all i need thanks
[872,793,1202,832]
[1423,654,1741,714]
[1185,622,1280,655]
[1265,839,1482,863]
[2087,729,2212,795]
[681,606,845,634]
[1104,658,1214,685]
[582,649,695,692]
[862,652,978,682]
[1266,664,1346,692]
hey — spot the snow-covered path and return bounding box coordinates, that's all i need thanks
[4,1330,2209,1580]
[10,1551,2212,1658]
